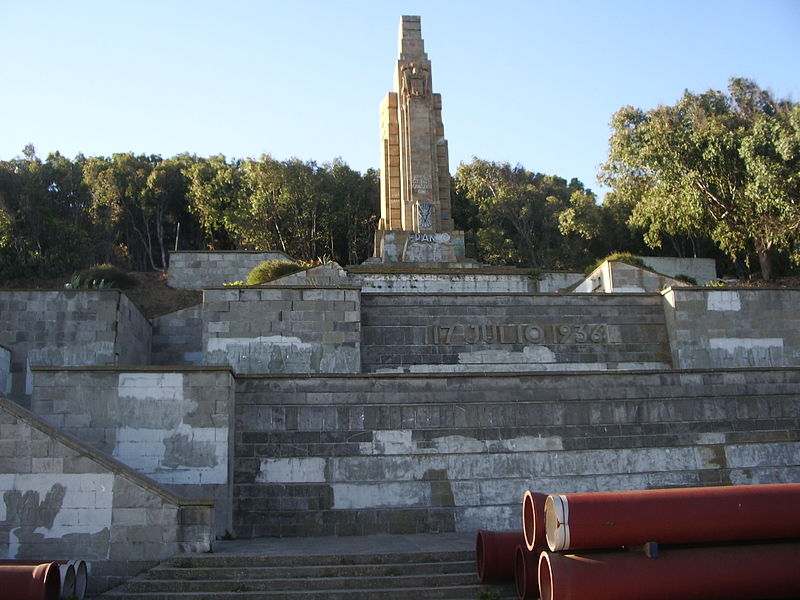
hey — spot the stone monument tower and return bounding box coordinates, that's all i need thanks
[371,16,469,265]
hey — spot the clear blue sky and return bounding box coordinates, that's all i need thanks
[1,0,798,199]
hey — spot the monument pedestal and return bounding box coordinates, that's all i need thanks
[369,229,480,267]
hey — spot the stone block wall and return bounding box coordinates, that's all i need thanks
[233,368,800,538]
[167,251,296,290]
[152,305,203,366]
[0,290,151,400]
[574,261,687,293]
[203,286,361,374]
[361,293,672,373]
[639,256,717,285]
[30,367,234,536]
[0,345,9,395]
[0,395,213,595]
[663,287,800,369]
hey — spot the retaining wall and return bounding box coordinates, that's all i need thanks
[233,368,800,537]
[203,286,361,374]
[152,305,203,366]
[663,287,800,369]
[361,293,672,373]
[0,395,213,595]
[0,290,151,401]
[30,367,234,537]
[167,250,296,290]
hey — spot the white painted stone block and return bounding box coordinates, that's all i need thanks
[332,482,429,509]
[257,457,327,483]
[707,291,741,311]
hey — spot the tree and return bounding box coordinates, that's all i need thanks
[455,158,580,267]
[601,78,800,280]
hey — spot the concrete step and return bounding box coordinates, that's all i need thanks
[145,559,473,580]
[99,546,516,600]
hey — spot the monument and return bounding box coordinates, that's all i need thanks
[371,15,470,265]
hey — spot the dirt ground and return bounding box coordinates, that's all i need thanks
[3,271,202,320]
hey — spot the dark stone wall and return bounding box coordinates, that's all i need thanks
[233,368,800,538]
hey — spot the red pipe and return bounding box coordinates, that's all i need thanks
[521,490,548,551]
[0,563,60,600]
[545,483,800,551]
[538,542,800,600]
[514,543,540,600]
[0,561,76,600]
[475,530,525,582]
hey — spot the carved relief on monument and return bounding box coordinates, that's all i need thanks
[400,62,430,98]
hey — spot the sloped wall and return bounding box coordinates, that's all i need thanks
[30,367,234,536]
[0,395,213,594]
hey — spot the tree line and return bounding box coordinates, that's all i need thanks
[1,78,796,281]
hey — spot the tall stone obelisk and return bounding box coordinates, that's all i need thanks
[372,15,467,264]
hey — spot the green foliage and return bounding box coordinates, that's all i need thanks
[585,252,646,275]
[246,260,305,285]
[223,280,246,286]
[601,78,800,280]
[454,158,586,267]
[69,264,138,289]
[475,589,501,600]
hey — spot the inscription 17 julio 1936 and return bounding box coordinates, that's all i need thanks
[430,323,607,345]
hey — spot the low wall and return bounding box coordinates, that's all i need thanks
[574,261,687,293]
[0,396,213,595]
[168,251,296,290]
[233,368,800,537]
[348,268,583,294]
[203,286,361,374]
[0,290,151,400]
[30,367,234,537]
[663,287,800,369]
[361,293,672,373]
[639,256,717,284]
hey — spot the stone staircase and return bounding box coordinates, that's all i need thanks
[99,547,516,600]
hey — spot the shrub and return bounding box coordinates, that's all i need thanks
[246,260,305,285]
[584,252,646,275]
[67,264,138,289]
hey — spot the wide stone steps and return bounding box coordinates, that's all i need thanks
[100,549,516,600]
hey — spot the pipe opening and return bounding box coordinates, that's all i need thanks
[545,494,569,551]
[475,530,487,583]
[522,491,536,551]
[538,551,554,600]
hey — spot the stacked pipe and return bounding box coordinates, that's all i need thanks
[0,560,89,600]
[538,483,800,600]
[474,491,548,598]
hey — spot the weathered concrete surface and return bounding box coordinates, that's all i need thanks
[574,260,690,293]
[167,250,296,290]
[360,293,672,373]
[233,368,800,537]
[663,287,800,368]
[30,367,234,537]
[203,286,361,374]
[0,394,213,595]
[0,290,151,401]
